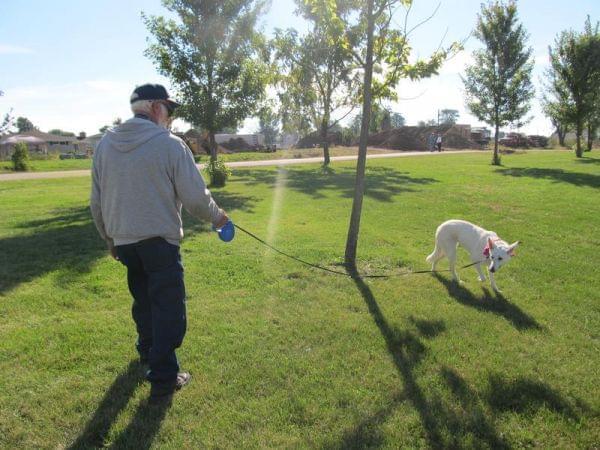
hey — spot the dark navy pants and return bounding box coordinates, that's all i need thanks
[116,237,186,384]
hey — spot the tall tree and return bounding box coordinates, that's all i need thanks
[342,0,459,267]
[144,0,270,168]
[274,3,359,166]
[439,108,459,124]
[462,1,534,165]
[587,94,600,151]
[548,17,600,157]
[16,117,36,133]
[257,103,279,147]
[541,57,572,147]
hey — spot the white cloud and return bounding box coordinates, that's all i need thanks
[0,44,34,54]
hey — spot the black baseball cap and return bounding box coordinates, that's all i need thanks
[130,83,180,111]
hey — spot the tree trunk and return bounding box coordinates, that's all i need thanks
[575,119,583,157]
[492,123,501,165]
[558,126,566,147]
[586,123,593,152]
[344,0,375,269]
[209,131,217,163]
[321,118,331,166]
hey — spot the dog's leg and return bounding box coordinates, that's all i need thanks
[475,263,486,282]
[426,245,444,271]
[446,246,460,282]
[489,271,500,292]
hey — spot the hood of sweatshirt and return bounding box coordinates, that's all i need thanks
[103,117,169,153]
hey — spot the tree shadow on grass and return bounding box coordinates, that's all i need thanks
[485,373,588,421]
[495,167,600,188]
[330,269,509,449]
[0,191,256,296]
[0,207,106,296]
[68,360,170,449]
[331,390,407,449]
[331,270,586,448]
[436,367,510,449]
[432,273,542,331]
[233,166,438,202]
[573,155,600,165]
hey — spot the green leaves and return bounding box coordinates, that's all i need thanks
[144,0,269,137]
[463,0,534,158]
[545,16,600,155]
[273,3,359,140]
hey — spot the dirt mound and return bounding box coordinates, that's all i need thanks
[367,125,482,150]
[221,137,259,151]
[296,131,344,149]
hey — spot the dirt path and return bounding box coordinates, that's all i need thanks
[0,150,480,182]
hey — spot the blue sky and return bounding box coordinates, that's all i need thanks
[1,0,598,136]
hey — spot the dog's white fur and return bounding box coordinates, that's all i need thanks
[426,220,519,292]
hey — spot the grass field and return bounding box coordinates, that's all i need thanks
[0,150,598,448]
[0,147,397,174]
[0,157,93,173]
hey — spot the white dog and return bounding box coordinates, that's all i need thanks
[426,219,519,292]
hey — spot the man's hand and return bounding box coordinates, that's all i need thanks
[214,212,229,230]
[108,242,119,261]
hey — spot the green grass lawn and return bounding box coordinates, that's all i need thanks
[203,146,395,163]
[0,151,598,448]
[0,147,407,173]
[0,147,581,174]
[0,157,93,173]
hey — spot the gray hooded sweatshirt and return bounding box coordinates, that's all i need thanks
[90,117,224,246]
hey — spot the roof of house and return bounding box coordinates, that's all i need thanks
[11,130,79,142]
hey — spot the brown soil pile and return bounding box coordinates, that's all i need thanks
[195,135,231,154]
[367,125,482,150]
[296,131,344,148]
[220,138,257,151]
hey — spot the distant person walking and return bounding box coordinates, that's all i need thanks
[428,132,436,152]
[436,133,443,152]
[90,83,229,402]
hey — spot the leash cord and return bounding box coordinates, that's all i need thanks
[233,224,485,279]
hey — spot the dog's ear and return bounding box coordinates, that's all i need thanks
[508,241,520,256]
[488,237,495,249]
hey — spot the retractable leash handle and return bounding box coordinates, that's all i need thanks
[213,219,235,242]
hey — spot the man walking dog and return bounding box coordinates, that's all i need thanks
[91,83,229,401]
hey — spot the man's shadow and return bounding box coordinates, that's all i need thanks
[432,273,542,331]
[68,361,170,449]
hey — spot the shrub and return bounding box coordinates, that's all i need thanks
[204,157,231,187]
[11,142,30,171]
